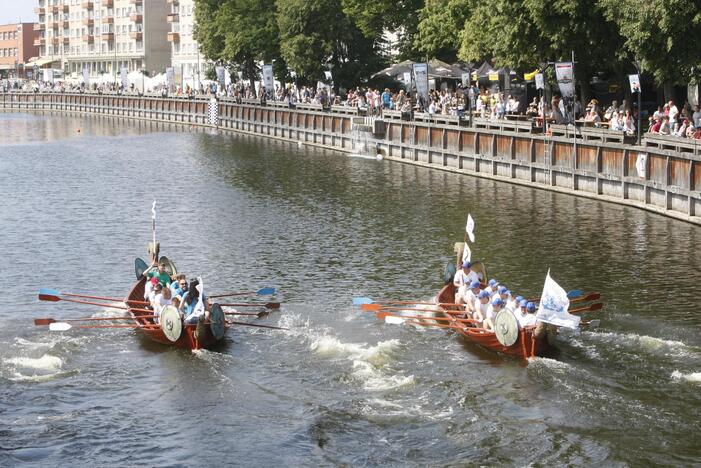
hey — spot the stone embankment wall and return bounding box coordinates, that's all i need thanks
[2,92,700,225]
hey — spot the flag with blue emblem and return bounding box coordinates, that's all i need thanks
[536,270,580,329]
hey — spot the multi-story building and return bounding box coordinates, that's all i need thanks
[167,0,204,87]
[0,23,40,78]
[35,0,171,77]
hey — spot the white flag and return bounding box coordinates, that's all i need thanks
[151,201,157,220]
[194,277,205,316]
[462,242,471,263]
[465,214,475,243]
[635,154,647,178]
[536,270,580,329]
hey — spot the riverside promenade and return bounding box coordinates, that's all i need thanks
[3,91,700,225]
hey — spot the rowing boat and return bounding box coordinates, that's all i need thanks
[434,243,549,359]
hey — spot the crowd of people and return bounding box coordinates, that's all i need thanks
[143,260,209,326]
[646,101,701,140]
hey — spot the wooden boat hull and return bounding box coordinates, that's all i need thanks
[436,284,548,359]
[125,277,227,350]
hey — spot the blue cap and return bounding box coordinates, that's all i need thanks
[491,297,504,306]
[461,261,472,269]
[519,299,528,307]
[497,286,507,294]
[526,302,536,312]
[488,279,498,287]
[478,290,490,299]
[515,295,524,303]
[469,280,481,289]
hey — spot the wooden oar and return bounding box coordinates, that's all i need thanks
[223,311,269,317]
[217,302,280,309]
[400,320,472,331]
[569,303,603,314]
[376,311,476,324]
[40,288,124,303]
[39,292,157,314]
[361,303,464,313]
[49,322,158,332]
[34,315,157,326]
[209,287,276,299]
[225,320,287,330]
[530,291,599,303]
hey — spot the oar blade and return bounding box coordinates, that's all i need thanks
[34,318,56,326]
[384,315,406,325]
[584,319,601,329]
[226,320,287,330]
[265,302,281,309]
[39,288,61,297]
[589,302,603,311]
[567,289,583,299]
[360,303,381,311]
[352,297,373,305]
[582,292,601,302]
[38,293,61,302]
[49,322,72,332]
[256,287,276,296]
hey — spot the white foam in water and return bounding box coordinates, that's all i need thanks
[584,331,692,357]
[351,360,415,391]
[5,354,63,371]
[671,370,701,383]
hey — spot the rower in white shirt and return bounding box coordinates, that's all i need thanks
[485,279,499,296]
[483,297,505,332]
[462,280,482,313]
[472,290,491,324]
[507,295,524,311]
[495,286,512,304]
[454,261,480,304]
[152,287,173,324]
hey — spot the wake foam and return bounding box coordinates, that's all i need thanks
[583,331,693,357]
[5,354,63,371]
[671,370,701,383]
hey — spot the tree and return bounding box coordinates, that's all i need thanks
[415,0,472,62]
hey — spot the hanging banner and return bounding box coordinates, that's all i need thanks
[535,270,580,329]
[120,67,129,90]
[462,242,471,264]
[82,68,90,87]
[166,67,175,90]
[635,154,647,178]
[402,71,411,91]
[461,72,470,86]
[324,70,333,82]
[555,62,575,98]
[535,73,544,90]
[262,64,274,97]
[465,214,475,243]
[628,74,641,94]
[412,63,429,108]
[215,66,226,87]
[43,69,54,83]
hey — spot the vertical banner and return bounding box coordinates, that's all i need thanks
[635,154,647,178]
[166,67,175,90]
[536,270,579,329]
[554,62,574,98]
[215,66,226,88]
[535,73,544,90]
[174,66,183,90]
[402,71,411,91]
[628,74,641,94]
[43,69,54,83]
[262,64,274,98]
[412,63,429,109]
[120,67,129,90]
[465,214,475,243]
[82,68,90,87]
[324,70,332,83]
[461,72,469,87]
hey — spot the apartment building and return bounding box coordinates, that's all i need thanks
[167,0,204,86]
[0,23,40,77]
[35,0,171,77]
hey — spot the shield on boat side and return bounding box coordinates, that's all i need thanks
[210,304,226,340]
[160,305,182,342]
[158,256,178,277]
[494,309,519,347]
[135,258,148,279]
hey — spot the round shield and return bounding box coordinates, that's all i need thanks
[160,305,182,342]
[443,261,457,284]
[135,257,148,279]
[158,256,177,277]
[210,304,226,340]
[494,309,519,347]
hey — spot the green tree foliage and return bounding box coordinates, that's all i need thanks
[599,0,701,86]
[415,0,471,62]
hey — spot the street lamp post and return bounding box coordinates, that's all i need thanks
[633,59,643,146]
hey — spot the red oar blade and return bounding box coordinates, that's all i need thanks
[34,318,56,325]
[360,303,382,311]
[589,302,603,311]
[38,293,61,302]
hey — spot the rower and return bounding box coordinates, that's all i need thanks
[144,276,158,300]
[508,295,524,311]
[152,287,173,324]
[182,279,209,324]
[472,290,491,324]
[485,279,499,296]
[496,286,512,303]
[483,297,505,332]
[170,274,188,298]
[149,282,163,306]
[454,261,480,304]
[463,280,482,314]
[147,261,172,287]
[524,301,538,327]
[514,299,534,327]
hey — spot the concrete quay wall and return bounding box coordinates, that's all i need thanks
[2,92,700,225]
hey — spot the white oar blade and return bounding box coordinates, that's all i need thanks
[384,315,406,325]
[49,322,72,332]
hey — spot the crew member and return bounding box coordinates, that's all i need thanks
[454,261,480,304]
[472,290,491,324]
[147,261,172,287]
[483,297,505,332]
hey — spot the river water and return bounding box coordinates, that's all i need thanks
[1,112,699,466]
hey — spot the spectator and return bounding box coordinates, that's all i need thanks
[692,105,701,128]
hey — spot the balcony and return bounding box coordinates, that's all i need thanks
[34,23,46,31]
[51,21,59,29]
[34,38,46,46]
[130,0,142,4]
[167,13,179,23]
[82,1,94,9]
[83,18,94,26]
[104,0,113,6]
[52,37,59,45]
[61,3,69,12]
[62,36,70,44]
[35,7,46,14]
[102,32,114,41]
[52,5,60,14]
[130,12,143,22]
[61,20,69,28]
[103,16,114,24]
[83,34,94,43]
[167,32,179,42]
[167,0,179,4]
[130,31,142,40]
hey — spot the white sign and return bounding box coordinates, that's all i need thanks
[262,64,274,97]
[166,67,175,89]
[635,154,647,178]
[82,68,90,86]
[555,62,575,98]
[462,242,471,263]
[461,72,469,86]
[628,74,641,94]
[324,70,333,81]
[413,63,429,108]
[465,214,475,243]
[215,66,226,87]
[42,69,54,83]
[536,271,580,329]
[402,71,411,91]
[535,73,544,90]
[120,67,129,90]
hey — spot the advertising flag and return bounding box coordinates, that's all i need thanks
[262,64,274,97]
[465,214,475,243]
[413,63,429,108]
[628,74,641,94]
[555,62,575,98]
[462,242,471,264]
[635,154,647,178]
[535,271,580,329]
